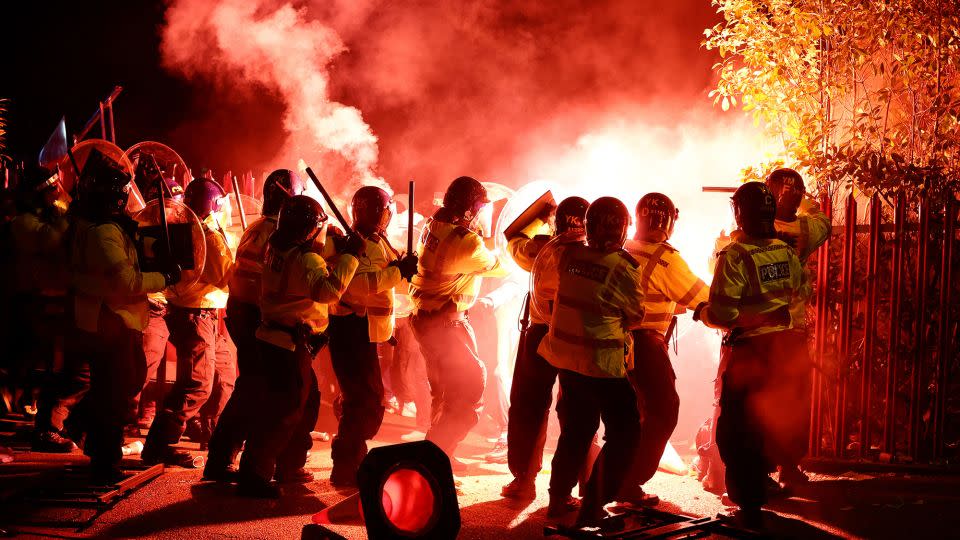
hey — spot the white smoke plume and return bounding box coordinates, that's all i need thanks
[161,0,385,197]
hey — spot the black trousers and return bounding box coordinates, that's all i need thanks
[67,308,147,474]
[207,299,261,469]
[716,329,808,509]
[506,323,555,479]
[34,295,89,434]
[146,307,235,449]
[551,370,641,521]
[412,312,486,457]
[238,340,320,482]
[328,313,385,482]
[623,330,680,492]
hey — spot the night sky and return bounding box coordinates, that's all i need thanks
[1,0,722,189]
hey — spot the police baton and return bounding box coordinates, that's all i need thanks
[304,167,354,236]
[407,179,415,255]
[231,174,248,231]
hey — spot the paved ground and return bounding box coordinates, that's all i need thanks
[3,411,960,539]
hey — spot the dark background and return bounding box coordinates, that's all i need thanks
[0,0,722,190]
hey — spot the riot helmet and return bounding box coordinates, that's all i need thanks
[77,148,132,218]
[635,192,678,241]
[262,169,304,217]
[442,176,489,224]
[352,186,393,237]
[184,177,227,220]
[765,168,805,221]
[732,182,777,238]
[586,197,630,252]
[555,196,589,235]
[271,195,328,250]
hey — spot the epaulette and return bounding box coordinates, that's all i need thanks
[661,241,678,253]
[617,249,641,268]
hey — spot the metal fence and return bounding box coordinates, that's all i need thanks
[810,189,959,466]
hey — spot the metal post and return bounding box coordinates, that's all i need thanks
[811,193,833,458]
[99,101,107,140]
[932,194,956,460]
[835,192,857,457]
[909,191,932,460]
[859,193,882,458]
[108,102,117,144]
[884,191,906,454]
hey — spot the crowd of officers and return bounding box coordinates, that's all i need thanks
[3,148,830,529]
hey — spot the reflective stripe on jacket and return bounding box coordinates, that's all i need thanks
[331,234,402,342]
[529,231,585,325]
[71,217,166,332]
[257,247,358,351]
[702,233,806,338]
[409,217,508,313]
[228,216,276,306]
[537,244,646,378]
[623,239,709,334]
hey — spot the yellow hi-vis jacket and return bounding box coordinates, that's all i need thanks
[507,218,552,272]
[529,231,585,325]
[168,216,234,309]
[623,239,709,334]
[331,234,402,343]
[11,209,69,296]
[701,232,807,338]
[256,247,358,351]
[228,216,277,306]
[774,198,831,329]
[409,218,508,313]
[537,245,646,378]
[70,217,167,332]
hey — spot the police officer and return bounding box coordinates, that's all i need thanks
[538,197,646,525]
[237,195,360,497]
[620,193,709,505]
[327,186,418,487]
[501,196,589,500]
[143,178,235,467]
[204,169,304,481]
[766,168,830,489]
[409,176,508,469]
[10,166,83,452]
[693,182,806,527]
[67,150,180,483]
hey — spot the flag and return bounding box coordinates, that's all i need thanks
[39,117,69,169]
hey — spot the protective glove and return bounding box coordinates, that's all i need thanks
[162,264,183,287]
[390,253,419,281]
[334,233,366,257]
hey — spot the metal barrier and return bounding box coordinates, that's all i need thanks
[809,189,959,465]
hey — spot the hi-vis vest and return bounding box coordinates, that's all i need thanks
[537,245,646,378]
[507,218,552,272]
[529,232,585,325]
[703,233,806,338]
[71,217,167,332]
[256,246,358,351]
[623,239,709,334]
[409,217,508,313]
[775,198,831,328]
[228,216,276,306]
[168,216,234,309]
[331,234,402,343]
[11,209,69,296]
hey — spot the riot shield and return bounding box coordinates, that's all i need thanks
[59,139,141,212]
[124,141,191,201]
[134,198,206,291]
